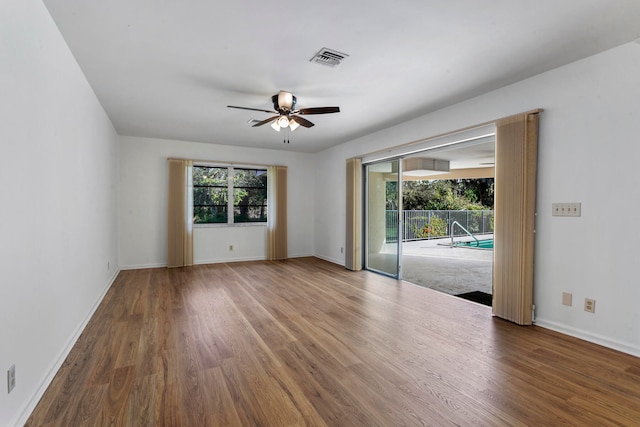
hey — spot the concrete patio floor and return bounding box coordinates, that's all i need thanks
[401,236,493,297]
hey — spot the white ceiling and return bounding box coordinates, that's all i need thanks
[43,0,640,153]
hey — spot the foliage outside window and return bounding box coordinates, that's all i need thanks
[233,168,267,223]
[412,217,447,239]
[193,166,267,224]
[403,178,494,210]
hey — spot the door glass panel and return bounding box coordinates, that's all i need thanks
[366,160,400,277]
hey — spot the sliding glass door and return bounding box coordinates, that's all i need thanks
[365,159,401,278]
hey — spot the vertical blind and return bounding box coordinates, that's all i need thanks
[267,165,288,260]
[167,159,194,268]
[492,111,540,325]
[345,158,362,270]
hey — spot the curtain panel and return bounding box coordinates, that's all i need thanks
[267,165,288,260]
[167,159,194,268]
[345,158,362,270]
[492,112,540,325]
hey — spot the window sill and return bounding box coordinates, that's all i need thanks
[194,223,267,229]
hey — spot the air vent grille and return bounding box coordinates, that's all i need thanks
[310,48,349,67]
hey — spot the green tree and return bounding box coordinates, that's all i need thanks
[386,180,398,210]
[233,169,267,222]
[192,167,267,223]
[193,167,228,223]
[457,178,494,207]
[402,178,493,211]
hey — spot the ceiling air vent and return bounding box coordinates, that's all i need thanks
[310,48,349,67]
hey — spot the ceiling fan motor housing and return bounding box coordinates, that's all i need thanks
[273,91,296,112]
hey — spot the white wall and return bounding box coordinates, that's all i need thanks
[314,41,640,357]
[118,136,315,268]
[0,1,119,425]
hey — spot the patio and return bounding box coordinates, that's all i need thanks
[401,236,493,298]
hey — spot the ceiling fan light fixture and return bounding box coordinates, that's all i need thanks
[289,119,300,131]
[277,115,290,128]
[270,121,281,131]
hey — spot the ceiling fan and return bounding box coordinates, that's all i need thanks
[227,90,340,132]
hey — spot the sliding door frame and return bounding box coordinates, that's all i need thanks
[363,158,403,279]
[352,111,540,326]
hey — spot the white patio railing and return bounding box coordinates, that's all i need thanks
[385,210,493,242]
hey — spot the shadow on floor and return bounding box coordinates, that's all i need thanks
[454,291,492,306]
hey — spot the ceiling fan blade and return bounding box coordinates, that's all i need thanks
[291,115,315,128]
[228,105,278,114]
[251,115,279,127]
[295,106,340,115]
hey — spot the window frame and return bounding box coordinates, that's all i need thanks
[192,163,268,227]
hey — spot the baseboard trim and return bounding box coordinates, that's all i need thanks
[119,262,166,270]
[194,256,265,265]
[534,318,640,358]
[194,253,316,265]
[121,253,317,270]
[288,253,314,259]
[314,254,345,266]
[13,269,120,427]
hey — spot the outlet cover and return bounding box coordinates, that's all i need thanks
[562,292,572,306]
[584,298,596,313]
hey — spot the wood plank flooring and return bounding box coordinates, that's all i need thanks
[26,257,640,426]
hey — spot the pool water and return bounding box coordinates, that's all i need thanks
[456,239,494,249]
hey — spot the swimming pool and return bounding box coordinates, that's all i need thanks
[456,239,494,249]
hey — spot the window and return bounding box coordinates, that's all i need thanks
[193,165,267,224]
[233,168,268,223]
[193,166,228,223]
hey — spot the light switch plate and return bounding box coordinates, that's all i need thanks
[7,365,15,394]
[552,202,581,217]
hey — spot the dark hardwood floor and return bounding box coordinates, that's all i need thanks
[26,257,640,426]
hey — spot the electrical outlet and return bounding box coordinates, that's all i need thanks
[7,365,15,394]
[229,245,233,251]
[584,298,596,313]
[562,292,572,306]
[341,247,344,254]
